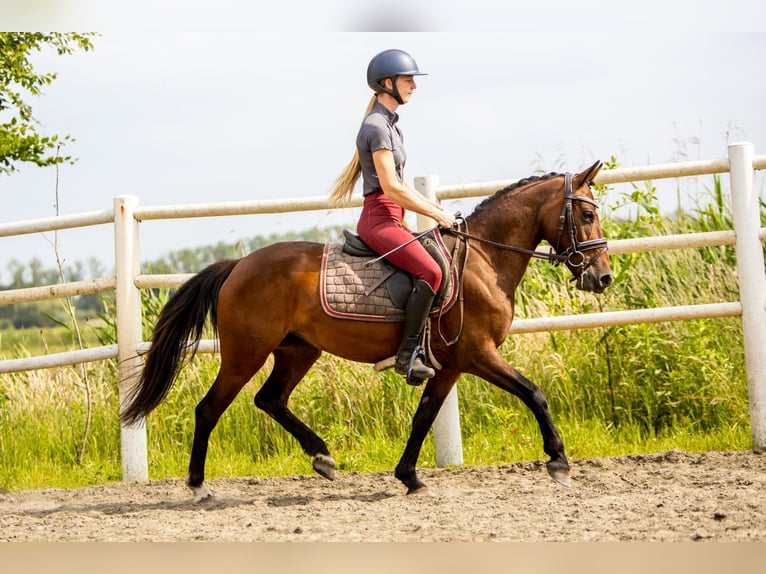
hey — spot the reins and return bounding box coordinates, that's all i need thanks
[434,172,609,349]
[446,172,608,272]
[448,225,565,263]
[366,172,610,354]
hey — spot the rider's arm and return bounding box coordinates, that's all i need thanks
[373,148,455,228]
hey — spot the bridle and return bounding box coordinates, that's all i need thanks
[553,172,609,272]
[432,172,609,349]
[448,172,608,273]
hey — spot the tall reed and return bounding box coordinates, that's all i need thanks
[0,175,757,491]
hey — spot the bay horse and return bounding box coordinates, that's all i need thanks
[121,161,612,501]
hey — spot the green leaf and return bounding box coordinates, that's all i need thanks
[0,32,97,176]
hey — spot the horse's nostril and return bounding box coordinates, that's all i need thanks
[601,274,613,288]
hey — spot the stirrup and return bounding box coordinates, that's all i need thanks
[404,345,433,386]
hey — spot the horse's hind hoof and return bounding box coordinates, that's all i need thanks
[312,454,336,481]
[190,481,215,502]
[546,460,572,488]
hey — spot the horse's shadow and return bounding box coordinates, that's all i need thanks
[264,490,397,508]
[8,488,399,519]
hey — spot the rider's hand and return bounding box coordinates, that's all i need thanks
[434,207,457,229]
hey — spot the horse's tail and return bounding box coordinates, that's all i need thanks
[120,258,239,425]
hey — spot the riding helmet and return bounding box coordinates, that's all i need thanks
[366,49,427,103]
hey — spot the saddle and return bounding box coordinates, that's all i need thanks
[319,229,458,323]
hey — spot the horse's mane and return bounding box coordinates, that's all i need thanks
[470,171,562,219]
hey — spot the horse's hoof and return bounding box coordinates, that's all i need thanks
[190,481,214,502]
[406,485,430,495]
[546,461,572,488]
[312,454,336,481]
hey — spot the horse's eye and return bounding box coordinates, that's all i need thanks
[583,211,595,224]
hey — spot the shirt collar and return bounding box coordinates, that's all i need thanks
[373,101,399,125]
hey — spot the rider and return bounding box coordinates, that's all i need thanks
[329,48,456,385]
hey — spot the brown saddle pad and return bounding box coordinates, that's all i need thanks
[319,234,458,322]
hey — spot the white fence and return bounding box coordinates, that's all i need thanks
[1,142,765,482]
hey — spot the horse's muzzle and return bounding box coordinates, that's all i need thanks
[576,268,613,294]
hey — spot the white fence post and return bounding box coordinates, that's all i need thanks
[728,143,766,449]
[114,195,148,481]
[414,175,464,467]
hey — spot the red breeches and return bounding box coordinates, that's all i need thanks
[356,191,442,291]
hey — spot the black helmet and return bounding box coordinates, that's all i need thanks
[366,49,427,104]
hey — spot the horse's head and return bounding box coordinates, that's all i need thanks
[543,161,613,294]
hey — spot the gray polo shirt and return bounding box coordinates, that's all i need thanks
[356,102,406,196]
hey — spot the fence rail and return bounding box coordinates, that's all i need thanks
[1,143,765,481]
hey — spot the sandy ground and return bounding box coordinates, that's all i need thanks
[1,450,764,542]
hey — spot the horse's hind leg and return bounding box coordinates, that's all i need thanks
[187,350,270,502]
[253,334,334,479]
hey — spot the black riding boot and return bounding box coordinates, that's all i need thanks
[395,279,436,385]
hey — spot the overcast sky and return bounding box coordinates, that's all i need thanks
[1,3,765,282]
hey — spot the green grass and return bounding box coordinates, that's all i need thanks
[0,173,759,492]
[0,321,105,357]
[0,341,751,492]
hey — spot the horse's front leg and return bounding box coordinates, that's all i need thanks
[395,370,461,494]
[470,348,571,487]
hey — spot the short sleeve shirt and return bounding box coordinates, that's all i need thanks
[356,102,406,196]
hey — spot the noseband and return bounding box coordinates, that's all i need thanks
[553,172,608,272]
[448,172,608,271]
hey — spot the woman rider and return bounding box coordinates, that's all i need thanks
[329,49,456,385]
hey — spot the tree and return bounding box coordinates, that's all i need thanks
[0,32,96,176]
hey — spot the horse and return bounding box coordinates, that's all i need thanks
[121,161,613,501]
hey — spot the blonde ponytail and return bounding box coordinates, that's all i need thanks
[329,95,378,206]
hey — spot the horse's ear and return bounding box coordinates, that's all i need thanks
[574,160,603,187]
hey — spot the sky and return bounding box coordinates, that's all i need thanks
[1,2,765,283]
